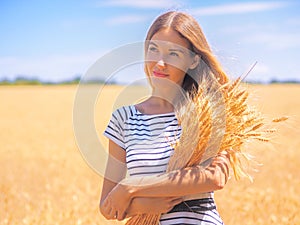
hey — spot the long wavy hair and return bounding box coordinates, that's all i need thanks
[144,11,229,94]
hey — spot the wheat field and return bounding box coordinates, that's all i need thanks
[0,84,299,225]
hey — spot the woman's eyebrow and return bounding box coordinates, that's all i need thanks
[169,48,185,53]
[149,41,186,53]
[149,41,158,46]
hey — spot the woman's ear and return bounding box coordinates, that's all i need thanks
[189,54,200,70]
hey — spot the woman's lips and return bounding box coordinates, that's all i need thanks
[153,71,168,78]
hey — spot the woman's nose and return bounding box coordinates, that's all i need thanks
[156,59,166,70]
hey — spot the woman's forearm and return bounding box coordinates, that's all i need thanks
[125,197,183,217]
[121,153,230,199]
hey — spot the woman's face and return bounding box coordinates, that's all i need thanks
[145,28,197,87]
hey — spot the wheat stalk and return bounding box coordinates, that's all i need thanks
[125,76,286,225]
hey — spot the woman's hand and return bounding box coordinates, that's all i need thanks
[100,182,133,221]
[126,197,183,217]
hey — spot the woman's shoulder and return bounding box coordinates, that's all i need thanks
[111,105,137,122]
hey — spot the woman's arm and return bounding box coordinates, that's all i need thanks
[129,152,230,197]
[102,152,230,218]
[125,197,183,218]
[99,140,127,219]
[100,140,186,221]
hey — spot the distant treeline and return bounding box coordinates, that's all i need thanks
[0,76,117,85]
[246,79,300,84]
[0,76,299,85]
[0,76,79,85]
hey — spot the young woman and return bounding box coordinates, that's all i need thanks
[100,11,231,224]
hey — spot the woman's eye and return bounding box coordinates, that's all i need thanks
[149,46,158,52]
[170,52,179,57]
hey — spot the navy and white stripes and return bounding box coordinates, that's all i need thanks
[104,105,180,177]
[104,105,224,224]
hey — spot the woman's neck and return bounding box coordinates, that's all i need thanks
[149,96,174,111]
[135,96,174,115]
[151,86,184,104]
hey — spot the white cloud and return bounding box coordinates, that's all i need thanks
[98,0,182,9]
[243,63,273,83]
[286,17,300,26]
[219,23,262,35]
[0,52,104,82]
[105,14,149,26]
[252,63,270,74]
[244,33,300,50]
[190,1,289,16]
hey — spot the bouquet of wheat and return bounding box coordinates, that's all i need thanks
[125,72,287,225]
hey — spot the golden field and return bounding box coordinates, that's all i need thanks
[0,84,299,225]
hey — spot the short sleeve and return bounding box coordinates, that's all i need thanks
[103,107,128,149]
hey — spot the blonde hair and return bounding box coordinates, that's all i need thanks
[144,11,229,94]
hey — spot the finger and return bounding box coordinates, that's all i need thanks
[100,202,111,219]
[116,210,126,221]
[104,208,114,220]
[102,197,112,210]
[102,202,115,220]
[121,212,127,220]
[103,198,109,207]
[108,208,116,220]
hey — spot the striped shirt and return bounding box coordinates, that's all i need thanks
[104,105,224,225]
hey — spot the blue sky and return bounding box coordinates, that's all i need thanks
[0,0,300,83]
